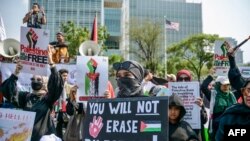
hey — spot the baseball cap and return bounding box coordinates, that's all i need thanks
[215,76,230,85]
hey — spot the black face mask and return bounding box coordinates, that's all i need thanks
[116,77,142,97]
[31,81,43,90]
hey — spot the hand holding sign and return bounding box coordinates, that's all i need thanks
[89,116,103,138]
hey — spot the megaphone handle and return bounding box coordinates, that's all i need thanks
[12,56,19,63]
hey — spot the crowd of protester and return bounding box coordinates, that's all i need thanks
[0,2,250,141]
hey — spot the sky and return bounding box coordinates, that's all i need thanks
[0,0,250,63]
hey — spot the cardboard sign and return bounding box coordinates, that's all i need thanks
[83,96,169,141]
[20,26,50,76]
[0,108,36,141]
[76,56,108,101]
[213,40,233,76]
[168,82,201,129]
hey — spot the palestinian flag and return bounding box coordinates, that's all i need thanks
[140,121,161,132]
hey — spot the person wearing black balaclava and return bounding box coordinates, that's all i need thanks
[0,47,64,141]
[113,60,145,98]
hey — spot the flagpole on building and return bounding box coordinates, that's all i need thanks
[164,16,167,77]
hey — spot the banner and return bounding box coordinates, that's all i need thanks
[0,63,77,92]
[0,108,36,141]
[168,82,201,129]
[213,40,233,76]
[239,67,250,78]
[76,56,108,102]
[20,26,50,76]
[83,96,169,141]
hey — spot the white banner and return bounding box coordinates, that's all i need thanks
[76,56,108,102]
[0,108,36,141]
[168,82,201,129]
[20,26,50,76]
[239,67,250,78]
[0,63,77,92]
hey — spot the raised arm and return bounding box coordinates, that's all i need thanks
[0,62,23,107]
[45,46,64,106]
[201,75,214,101]
[227,42,245,100]
[23,10,33,24]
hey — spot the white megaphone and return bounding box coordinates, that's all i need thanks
[79,40,100,56]
[0,38,20,58]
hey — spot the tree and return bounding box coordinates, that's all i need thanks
[167,34,221,81]
[129,19,164,75]
[60,21,109,58]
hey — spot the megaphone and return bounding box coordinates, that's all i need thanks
[0,38,20,58]
[79,40,100,56]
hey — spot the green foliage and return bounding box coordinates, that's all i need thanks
[108,54,124,77]
[167,34,222,81]
[129,19,164,76]
[60,21,89,57]
[60,21,110,57]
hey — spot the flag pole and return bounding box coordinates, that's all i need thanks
[164,16,167,77]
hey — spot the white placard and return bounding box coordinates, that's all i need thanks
[213,40,233,76]
[76,56,108,102]
[20,26,49,76]
[168,82,201,129]
[0,108,36,141]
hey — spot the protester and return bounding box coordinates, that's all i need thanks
[226,40,250,103]
[205,76,237,140]
[113,60,145,98]
[168,94,199,141]
[54,69,74,139]
[23,3,46,28]
[176,69,208,141]
[49,32,70,63]
[166,73,176,82]
[141,69,156,96]
[0,47,63,141]
[64,86,84,141]
[215,79,250,141]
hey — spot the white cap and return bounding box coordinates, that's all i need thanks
[40,134,62,141]
[215,76,230,85]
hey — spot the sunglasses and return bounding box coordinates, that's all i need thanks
[177,77,190,81]
[113,61,135,70]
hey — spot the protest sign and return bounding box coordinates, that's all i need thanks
[0,63,77,92]
[83,96,169,141]
[239,67,250,78]
[213,40,234,76]
[0,108,36,141]
[76,56,108,101]
[168,82,201,129]
[20,26,49,76]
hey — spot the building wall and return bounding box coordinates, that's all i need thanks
[128,0,203,61]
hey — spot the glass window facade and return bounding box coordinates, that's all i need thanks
[30,0,104,41]
[129,0,202,60]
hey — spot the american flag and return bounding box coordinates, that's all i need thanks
[165,19,179,31]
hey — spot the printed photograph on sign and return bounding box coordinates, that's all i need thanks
[0,108,36,141]
[213,39,236,76]
[168,82,201,129]
[20,26,50,76]
[76,56,108,102]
